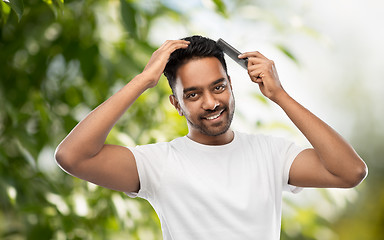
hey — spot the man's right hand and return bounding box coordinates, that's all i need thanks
[141,40,190,88]
[55,39,190,194]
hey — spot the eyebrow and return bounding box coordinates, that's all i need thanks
[183,78,226,94]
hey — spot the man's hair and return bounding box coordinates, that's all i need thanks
[164,35,228,93]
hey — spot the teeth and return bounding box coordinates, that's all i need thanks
[205,110,223,120]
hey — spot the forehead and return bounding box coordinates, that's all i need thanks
[175,57,227,90]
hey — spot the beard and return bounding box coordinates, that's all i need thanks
[184,97,235,137]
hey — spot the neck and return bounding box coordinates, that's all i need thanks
[187,129,234,145]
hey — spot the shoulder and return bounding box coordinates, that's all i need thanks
[235,131,301,153]
[128,136,186,155]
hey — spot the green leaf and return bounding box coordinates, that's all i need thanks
[212,0,228,18]
[276,44,299,65]
[43,0,65,18]
[120,0,138,39]
[1,1,11,24]
[52,0,65,15]
[251,92,269,105]
[3,0,23,21]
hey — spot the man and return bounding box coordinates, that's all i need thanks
[55,35,367,239]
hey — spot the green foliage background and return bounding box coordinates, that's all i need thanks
[1,0,382,239]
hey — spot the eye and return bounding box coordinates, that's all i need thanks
[186,93,198,99]
[214,84,226,92]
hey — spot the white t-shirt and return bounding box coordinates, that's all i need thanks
[127,131,304,240]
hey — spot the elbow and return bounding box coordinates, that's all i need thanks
[343,161,368,188]
[54,145,77,174]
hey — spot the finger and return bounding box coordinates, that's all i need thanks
[251,75,264,84]
[170,41,190,52]
[246,63,268,76]
[239,51,269,60]
[162,39,190,46]
[239,51,266,58]
[249,69,265,80]
[169,40,190,47]
[169,40,190,48]
[250,69,265,78]
[247,57,269,66]
[160,40,190,51]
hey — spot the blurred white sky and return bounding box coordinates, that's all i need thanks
[148,0,384,145]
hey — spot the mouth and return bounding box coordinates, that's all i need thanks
[203,109,224,120]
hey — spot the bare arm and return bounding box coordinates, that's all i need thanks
[239,51,368,188]
[55,40,190,193]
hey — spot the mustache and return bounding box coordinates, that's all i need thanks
[200,106,226,118]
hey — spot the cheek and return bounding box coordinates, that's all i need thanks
[221,90,234,105]
[182,101,201,117]
[228,93,234,106]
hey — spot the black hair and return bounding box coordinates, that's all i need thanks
[163,35,228,93]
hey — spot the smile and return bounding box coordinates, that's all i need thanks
[204,109,224,120]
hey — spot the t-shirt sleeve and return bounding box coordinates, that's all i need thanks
[270,136,305,193]
[125,143,168,200]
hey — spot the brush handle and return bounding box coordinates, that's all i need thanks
[217,38,248,70]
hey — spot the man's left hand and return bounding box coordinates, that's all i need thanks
[239,51,285,102]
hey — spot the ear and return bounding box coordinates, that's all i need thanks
[169,94,183,116]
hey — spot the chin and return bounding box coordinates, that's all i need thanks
[198,121,232,137]
[187,106,235,137]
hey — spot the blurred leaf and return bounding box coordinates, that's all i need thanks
[0,1,11,24]
[120,0,138,39]
[276,44,299,65]
[27,223,54,240]
[43,0,64,18]
[251,92,269,105]
[0,0,189,238]
[212,0,228,18]
[3,0,23,21]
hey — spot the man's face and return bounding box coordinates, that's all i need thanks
[170,57,235,142]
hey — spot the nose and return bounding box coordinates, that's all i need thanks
[202,92,220,110]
